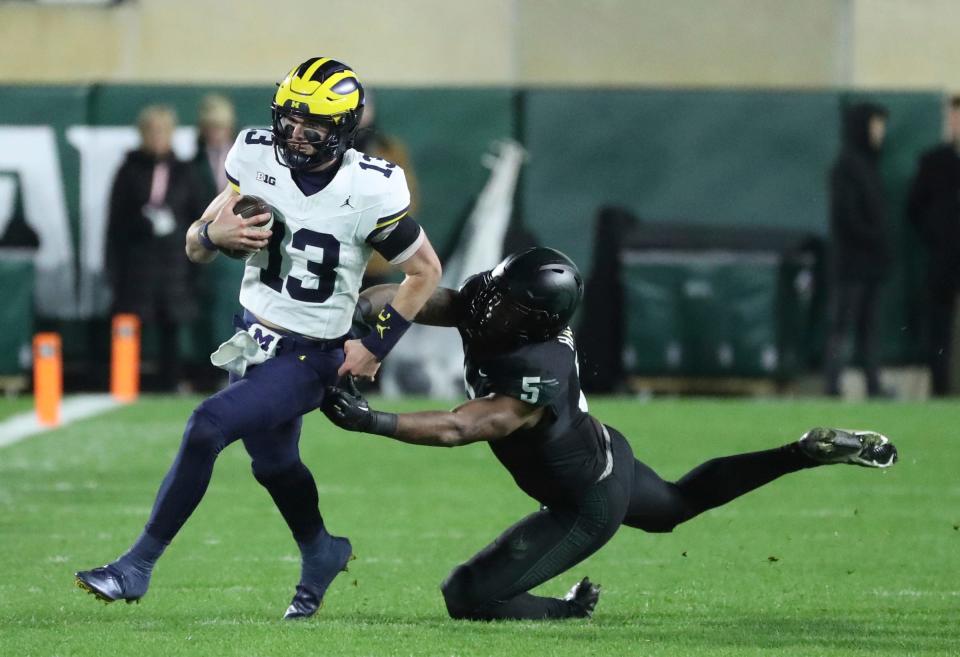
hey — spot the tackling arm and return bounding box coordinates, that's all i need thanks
[359,284,460,327]
[323,384,544,447]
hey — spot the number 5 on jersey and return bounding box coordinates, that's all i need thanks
[521,376,541,403]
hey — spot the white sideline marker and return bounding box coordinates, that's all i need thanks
[0,394,121,448]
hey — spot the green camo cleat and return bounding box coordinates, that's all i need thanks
[799,428,898,468]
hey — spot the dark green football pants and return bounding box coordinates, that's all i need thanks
[440,426,816,620]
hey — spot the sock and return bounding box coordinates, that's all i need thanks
[112,531,168,597]
[676,442,818,516]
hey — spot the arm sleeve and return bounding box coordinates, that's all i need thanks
[366,214,424,264]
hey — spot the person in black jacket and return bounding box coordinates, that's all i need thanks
[907,96,960,397]
[106,105,206,391]
[823,102,891,397]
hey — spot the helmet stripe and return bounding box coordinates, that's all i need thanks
[295,57,322,78]
[310,59,348,83]
[302,57,331,81]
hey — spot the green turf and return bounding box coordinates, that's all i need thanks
[0,396,35,421]
[1,397,958,657]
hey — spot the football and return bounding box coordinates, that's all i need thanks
[221,195,275,260]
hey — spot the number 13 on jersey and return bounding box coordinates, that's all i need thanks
[258,221,342,303]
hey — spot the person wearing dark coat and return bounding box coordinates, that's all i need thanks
[823,102,891,397]
[907,96,960,397]
[106,105,206,391]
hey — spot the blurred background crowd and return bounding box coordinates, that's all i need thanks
[1,0,958,400]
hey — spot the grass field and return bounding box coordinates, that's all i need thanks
[1,396,958,657]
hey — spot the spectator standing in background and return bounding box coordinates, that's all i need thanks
[907,96,960,397]
[824,102,892,398]
[106,105,205,392]
[193,94,236,199]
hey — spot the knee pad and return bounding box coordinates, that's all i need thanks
[181,409,226,457]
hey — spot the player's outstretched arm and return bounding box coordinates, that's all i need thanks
[322,384,543,447]
[358,284,459,327]
[185,185,272,264]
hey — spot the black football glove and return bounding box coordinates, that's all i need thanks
[322,376,398,436]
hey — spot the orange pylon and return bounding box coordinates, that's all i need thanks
[33,333,62,426]
[111,314,140,402]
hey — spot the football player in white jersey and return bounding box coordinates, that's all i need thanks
[76,57,442,619]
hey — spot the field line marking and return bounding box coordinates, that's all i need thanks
[0,394,123,448]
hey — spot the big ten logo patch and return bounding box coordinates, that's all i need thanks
[256,172,277,185]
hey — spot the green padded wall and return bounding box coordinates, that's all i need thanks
[622,253,814,378]
[521,89,842,270]
[521,88,942,363]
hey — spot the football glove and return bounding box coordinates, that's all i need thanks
[322,377,398,436]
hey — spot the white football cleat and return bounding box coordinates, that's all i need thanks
[563,576,601,618]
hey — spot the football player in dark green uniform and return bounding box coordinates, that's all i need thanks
[323,247,898,621]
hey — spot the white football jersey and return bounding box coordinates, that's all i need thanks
[224,128,419,339]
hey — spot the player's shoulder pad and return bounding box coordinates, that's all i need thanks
[483,343,570,408]
[231,128,275,159]
[225,127,275,183]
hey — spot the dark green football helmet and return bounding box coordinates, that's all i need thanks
[459,247,583,350]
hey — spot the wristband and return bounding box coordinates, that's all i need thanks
[360,303,411,361]
[198,221,218,251]
[367,410,399,437]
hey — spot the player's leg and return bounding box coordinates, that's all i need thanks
[620,425,897,532]
[621,434,815,532]
[75,349,335,603]
[440,481,625,620]
[241,415,352,619]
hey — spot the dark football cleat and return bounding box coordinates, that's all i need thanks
[799,427,898,468]
[75,565,142,604]
[283,583,322,620]
[283,535,354,620]
[563,576,601,618]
